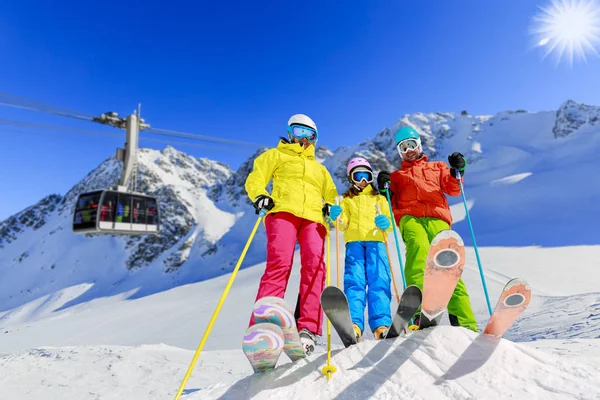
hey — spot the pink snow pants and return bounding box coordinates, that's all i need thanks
[249,212,327,335]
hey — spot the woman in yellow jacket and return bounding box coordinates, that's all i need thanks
[329,157,394,341]
[244,114,338,354]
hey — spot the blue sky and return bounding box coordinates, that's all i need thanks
[1,0,599,220]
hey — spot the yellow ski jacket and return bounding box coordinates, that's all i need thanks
[338,185,393,242]
[245,139,338,226]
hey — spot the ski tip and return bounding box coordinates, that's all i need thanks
[254,296,296,314]
[405,285,422,295]
[320,285,344,299]
[504,277,530,289]
[431,229,464,246]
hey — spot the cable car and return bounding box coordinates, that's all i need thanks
[72,189,160,235]
[72,112,160,236]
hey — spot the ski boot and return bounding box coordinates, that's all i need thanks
[373,326,389,340]
[408,314,421,331]
[352,324,362,343]
[299,328,317,355]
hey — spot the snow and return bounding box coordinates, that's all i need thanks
[1,100,600,398]
[201,328,600,400]
[1,235,600,399]
[490,172,532,185]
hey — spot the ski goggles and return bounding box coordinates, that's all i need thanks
[350,167,373,183]
[287,124,318,143]
[397,138,421,154]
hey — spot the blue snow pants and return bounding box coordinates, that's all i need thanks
[344,241,392,333]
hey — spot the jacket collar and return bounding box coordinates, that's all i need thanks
[358,184,375,195]
[277,139,316,159]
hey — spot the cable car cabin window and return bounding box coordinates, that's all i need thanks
[73,191,102,231]
[100,191,118,223]
[116,194,133,225]
[131,198,146,226]
[146,199,158,226]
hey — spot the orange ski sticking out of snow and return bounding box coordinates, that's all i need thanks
[484,278,531,337]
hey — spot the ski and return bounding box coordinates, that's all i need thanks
[419,229,466,330]
[320,286,358,348]
[242,322,285,373]
[483,278,531,337]
[385,285,423,339]
[253,296,307,361]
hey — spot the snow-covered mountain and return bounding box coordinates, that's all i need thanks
[1,99,600,399]
[1,99,599,315]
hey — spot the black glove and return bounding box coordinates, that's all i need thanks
[377,171,391,194]
[253,195,274,215]
[448,152,466,178]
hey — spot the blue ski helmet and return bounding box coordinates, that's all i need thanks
[394,126,420,145]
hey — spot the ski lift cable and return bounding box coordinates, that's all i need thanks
[145,127,264,148]
[139,135,251,152]
[0,118,117,136]
[0,101,263,148]
[0,91,95,118]
[0,101,93,122]
[0,127,123,140]
[0,122,249,152]
[0,118,253,151]
[0,91,266,148]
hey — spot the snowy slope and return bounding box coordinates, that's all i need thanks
[1,238,600,399]
[200,327,600,400]
[2,328,600,400]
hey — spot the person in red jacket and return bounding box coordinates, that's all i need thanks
[377,126,477,331]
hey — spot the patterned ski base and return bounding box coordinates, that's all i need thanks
[484,278,532,337]
[321,286,358,348]
[385,285,423,339]
[420,230,466,330]
[253,296,306,361]
[242,322,285,373]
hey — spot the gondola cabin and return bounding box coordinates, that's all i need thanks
[73,190,160,235]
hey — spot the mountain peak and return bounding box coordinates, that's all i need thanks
[553,100,600,138]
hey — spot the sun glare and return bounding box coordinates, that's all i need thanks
[530,0,600,66]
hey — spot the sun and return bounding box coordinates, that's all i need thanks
[530,0,600,66]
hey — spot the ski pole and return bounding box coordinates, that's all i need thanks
[456,170,493,316]
[383,235,401,303]
[375,205,400,304]
[335,197,341,288]
[173,211,266,400]
[321,225,337,380]
[383,183,407,289]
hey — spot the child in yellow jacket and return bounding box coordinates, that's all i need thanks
[329,157,394,341]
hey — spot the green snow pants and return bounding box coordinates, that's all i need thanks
[399,215,477,332]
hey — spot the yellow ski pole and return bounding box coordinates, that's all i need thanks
[321,223,337,380]
[173,213,265,400]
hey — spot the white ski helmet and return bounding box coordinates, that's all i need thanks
[288,114,317,132]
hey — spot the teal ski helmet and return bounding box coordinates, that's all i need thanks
[394,126,420,145]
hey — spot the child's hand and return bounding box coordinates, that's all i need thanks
[374,215,390,230]
[329,205,343,221]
